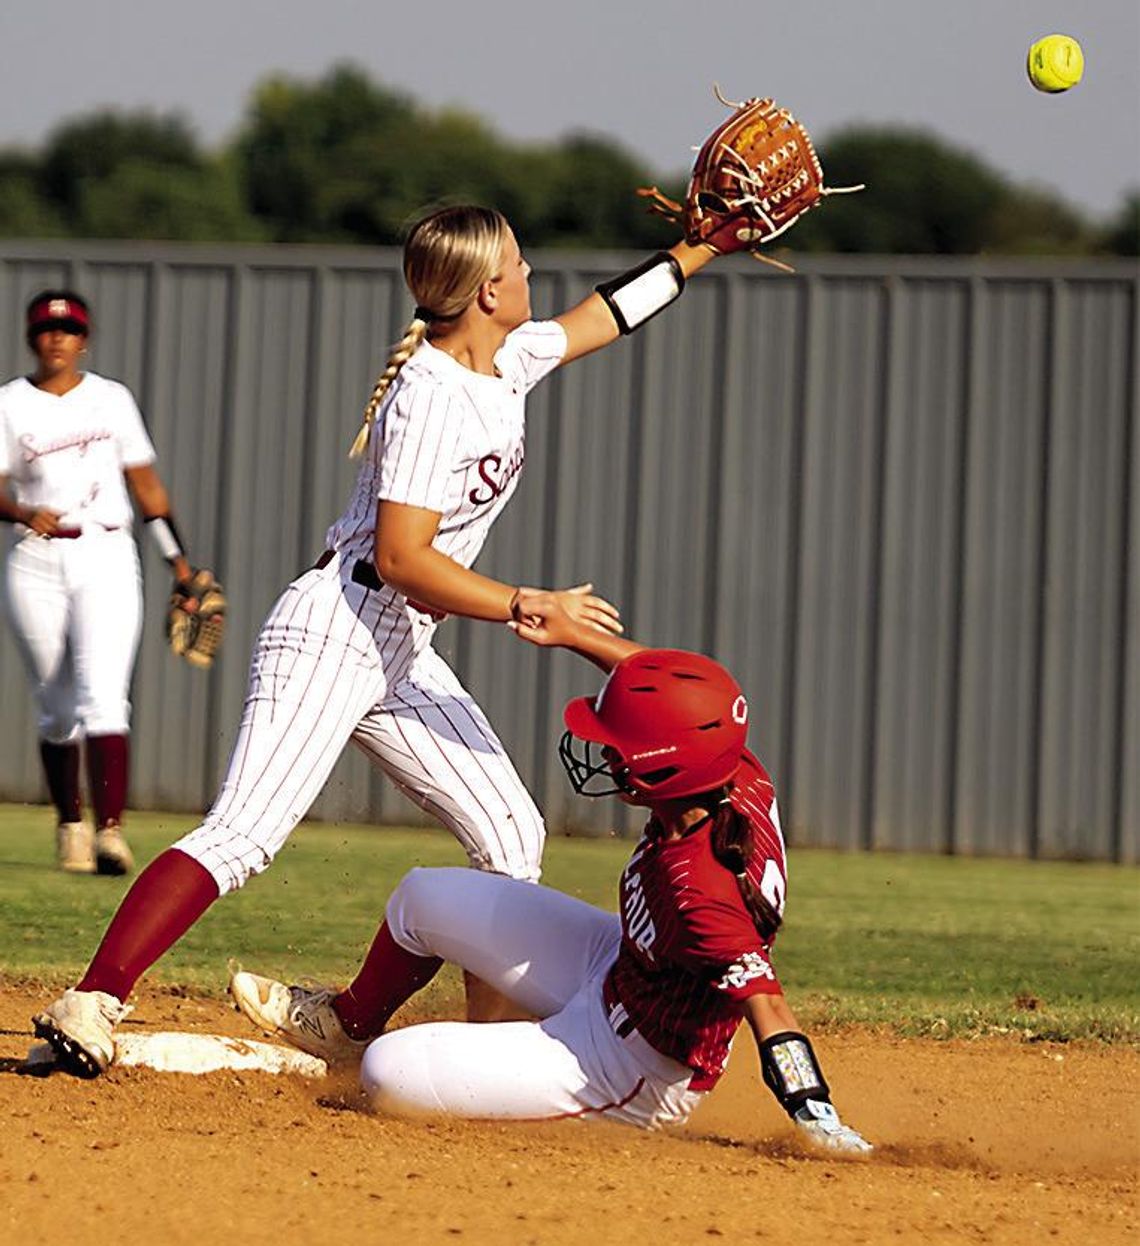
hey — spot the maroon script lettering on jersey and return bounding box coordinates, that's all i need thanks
[20,429,113,462]
[468,444,525,506]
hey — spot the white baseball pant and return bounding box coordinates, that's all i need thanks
[360,867,703,1130]
[173,554,545,892]
[2,530,142,740]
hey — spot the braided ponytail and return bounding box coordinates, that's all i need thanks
[348,203,509,460]
[348,315,429,459]
[706,787,783,942]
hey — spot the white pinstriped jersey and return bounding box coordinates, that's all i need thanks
[0,373,156,530]
[604,750,789,1090]
[171,321,565,894]
[326,320,567,570]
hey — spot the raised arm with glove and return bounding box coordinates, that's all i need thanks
[640,88,864,264]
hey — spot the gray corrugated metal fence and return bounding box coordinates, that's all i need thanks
[1,241,1136,861]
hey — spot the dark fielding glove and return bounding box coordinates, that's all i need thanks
[167,568,227,670]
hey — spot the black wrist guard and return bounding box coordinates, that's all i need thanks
[595,251,685,334]
[759,1031,831,1119]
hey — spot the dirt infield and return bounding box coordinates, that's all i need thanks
[1,985,1135,1246]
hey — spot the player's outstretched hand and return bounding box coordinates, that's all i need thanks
[793,1100,873,1154]
[508,584,622,646]
[559,583,622,635]
[508,587,572,646]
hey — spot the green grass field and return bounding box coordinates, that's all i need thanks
[1,804,1135,1042]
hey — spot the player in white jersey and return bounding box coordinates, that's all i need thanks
[31,204,728,1077]
[1,291,202,875]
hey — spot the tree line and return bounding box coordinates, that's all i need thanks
[1,65,1136,255]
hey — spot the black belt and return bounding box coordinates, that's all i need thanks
[312,550,384,591]
[351,559,384,591]
[313,550,445,619]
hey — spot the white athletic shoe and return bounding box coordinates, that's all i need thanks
[56,822,96,873]
[94,823,134,876]
[32,988,132,1079]
[229,971,367,1065]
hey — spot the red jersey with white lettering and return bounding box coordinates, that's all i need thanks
[326,320,566,568]
[604,749,788,1090]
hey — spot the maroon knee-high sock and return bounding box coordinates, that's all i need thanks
[333,923,442,1041]
[76,849,219,1003]
[40,740,82,823]
[87,733,129,827]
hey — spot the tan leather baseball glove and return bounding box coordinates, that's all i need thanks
[167,568,227,670]
[640,89,863,261]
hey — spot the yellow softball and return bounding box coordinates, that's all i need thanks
[1027,34,1084,93]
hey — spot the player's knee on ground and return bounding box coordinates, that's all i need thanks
[360,1020,577,1120]
[360,1027,446,1116]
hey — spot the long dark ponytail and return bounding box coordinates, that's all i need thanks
[704,786,782,942]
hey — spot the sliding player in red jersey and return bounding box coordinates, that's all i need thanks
[231,595,871,1152]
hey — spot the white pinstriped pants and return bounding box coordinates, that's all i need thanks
[173,555,545,893]
[360,868,702,1129]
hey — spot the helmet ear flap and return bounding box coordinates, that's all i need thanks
[634,764,683,791]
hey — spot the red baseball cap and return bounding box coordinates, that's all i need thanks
[26,295,90,337]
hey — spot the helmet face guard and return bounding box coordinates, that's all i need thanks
[557,732,636,798]
[558,649,748,803]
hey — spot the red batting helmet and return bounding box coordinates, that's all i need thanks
[559,648,749,801]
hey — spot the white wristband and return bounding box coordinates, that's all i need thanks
[146,515,185,564]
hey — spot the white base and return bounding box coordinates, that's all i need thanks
[25,1031,328,1078]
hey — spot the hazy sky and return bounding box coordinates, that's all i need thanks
[1,0,1137,219]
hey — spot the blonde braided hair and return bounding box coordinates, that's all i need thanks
[348,317,428,458]
[348,205,510,458]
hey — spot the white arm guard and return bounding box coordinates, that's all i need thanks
[595,252,685,334]
[145,515,186,566]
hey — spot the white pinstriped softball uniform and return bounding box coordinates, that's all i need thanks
[0,373,155,740]
[174,320,567,894]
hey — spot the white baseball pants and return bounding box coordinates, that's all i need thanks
[174,554,545,892]
[2,530,142,740]
[360,868,703,1130]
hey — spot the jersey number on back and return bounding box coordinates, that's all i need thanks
[760,858,786,916]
